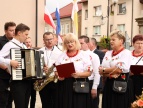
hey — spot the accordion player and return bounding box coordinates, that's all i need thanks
[10,48,45,80]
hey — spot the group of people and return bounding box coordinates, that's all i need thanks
[0,21,143,108]
[99,30,143,108]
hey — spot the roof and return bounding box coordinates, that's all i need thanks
[51,2,82,20]
[79,0,88,3]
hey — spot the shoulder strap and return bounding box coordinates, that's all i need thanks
[136,56,143,64]
[10,41,22,48]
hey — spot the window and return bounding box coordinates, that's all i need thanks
[85,10,88,19]
[95,6,102,16]
[85,27,88,35]
[65,23,70,34]
[93,26,101,35]
[110,25,113,32]
[61,24,65,35]
[117,24,125,32]
[118,3,126,14]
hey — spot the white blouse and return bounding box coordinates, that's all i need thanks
[102,49,132,73]
[131,53,143,65]
[55,50,92,73]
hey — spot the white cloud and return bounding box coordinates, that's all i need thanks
[46,0,73,13]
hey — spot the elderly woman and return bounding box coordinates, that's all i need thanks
[130,34,143,100]
[55,33,92,108]
[99,30,133,108]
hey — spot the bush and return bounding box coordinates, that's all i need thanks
[98,37,110,49]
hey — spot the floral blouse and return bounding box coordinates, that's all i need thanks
[55,50,92,73]
[131,52,143,65]
[102,49,132,73]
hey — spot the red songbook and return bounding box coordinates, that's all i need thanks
[56,62,75,78]
[130,65,143,75]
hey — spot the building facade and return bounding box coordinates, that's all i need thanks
[80,0,143,47]
[0,0,45,47]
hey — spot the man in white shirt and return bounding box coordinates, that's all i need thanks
[39,32,62,108]
[0,23,48,108]
[79,35,100,108]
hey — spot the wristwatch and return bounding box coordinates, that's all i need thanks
[102,68,106,73]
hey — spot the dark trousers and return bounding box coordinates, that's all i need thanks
[0,79,13,108]
[30,80,36,108]
[10,80,31,108]
[39,81,58,108]
[89,80,100,108]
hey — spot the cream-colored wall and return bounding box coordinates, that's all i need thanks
[0,0,45,47]
[81,0,108,42]
[81,3,88,36]
[81,0,143,44]
[133,0,143,37]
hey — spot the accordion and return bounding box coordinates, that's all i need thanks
[10,48,45,80]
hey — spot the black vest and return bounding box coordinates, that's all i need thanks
[0,35,11,79]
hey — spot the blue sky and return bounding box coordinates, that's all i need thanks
[46,0,73,13]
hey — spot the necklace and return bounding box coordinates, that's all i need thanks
[67,50,78,57]
[132,50,143,57]
[112,47,124,56]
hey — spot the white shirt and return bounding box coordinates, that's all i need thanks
[0,38,26,73]
[39,46,62,76]
[102,49,132,73]
[85,50,100,89]
[55,50,92,75]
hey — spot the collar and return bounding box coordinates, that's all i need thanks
[92,48,97,52]
[45,46,54,51]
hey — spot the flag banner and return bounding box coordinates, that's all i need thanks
[44,6,56,30]
[55,6,61,35]
[71,0,80,36]
[55,4,63,45]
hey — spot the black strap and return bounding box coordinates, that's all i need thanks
[10,41,22,48]
[136,56,143,65]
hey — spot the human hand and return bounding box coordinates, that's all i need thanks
[43,64,48,73]
[71,72,80,78]
[58,77,65,81]
[91,89,97,99]
[99,66,103,75]
[10,60,19,69]
[130,72,134,76]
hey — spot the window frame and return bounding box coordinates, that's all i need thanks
[118,3,126,15]
[93,25,101,35]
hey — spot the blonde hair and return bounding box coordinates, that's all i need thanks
[110,29,126,44]
[26,36,31,40]
[63,33,81,51]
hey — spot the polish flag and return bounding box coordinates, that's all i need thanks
[44,6,56,30]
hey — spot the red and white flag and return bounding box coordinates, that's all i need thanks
[44,6,56,30]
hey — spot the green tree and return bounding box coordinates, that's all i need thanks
[98,36,110,49]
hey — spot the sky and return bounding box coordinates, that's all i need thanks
[46,0,73,13]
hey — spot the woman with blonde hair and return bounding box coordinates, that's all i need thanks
[55,33,92,108]
[99,30,133,108]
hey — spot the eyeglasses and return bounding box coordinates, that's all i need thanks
[65,41,75,45]
[45,38,53,41]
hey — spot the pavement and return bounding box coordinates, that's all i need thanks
[13,92,102,108]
